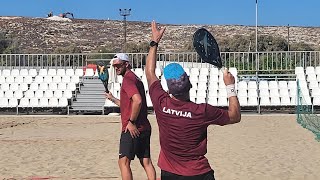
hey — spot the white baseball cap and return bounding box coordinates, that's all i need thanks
[112,53,129,62]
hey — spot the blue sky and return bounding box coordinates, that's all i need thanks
[0,0,319,27]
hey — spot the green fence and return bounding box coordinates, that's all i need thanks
[296,80,320,141]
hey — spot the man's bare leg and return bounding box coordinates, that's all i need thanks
[139,158,156,180]
[119,156,133,180]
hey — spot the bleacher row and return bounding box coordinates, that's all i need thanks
[106,66,320,108]
[0,68,85,109]
[1,66,320,111]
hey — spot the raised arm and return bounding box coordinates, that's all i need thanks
[145,21,166,88]
[223,69,241,124]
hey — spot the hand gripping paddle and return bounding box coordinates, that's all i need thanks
[193,28,224,70]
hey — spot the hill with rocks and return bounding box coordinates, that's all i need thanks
[1,16,320,53]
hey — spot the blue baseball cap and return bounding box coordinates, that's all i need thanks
[163,63,191,96]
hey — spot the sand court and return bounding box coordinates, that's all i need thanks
[0,114,320,180]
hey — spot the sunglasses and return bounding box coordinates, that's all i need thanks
[112,62,126,68]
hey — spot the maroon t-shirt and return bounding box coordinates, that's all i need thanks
[149,80,230,176]
[120,70,151,132]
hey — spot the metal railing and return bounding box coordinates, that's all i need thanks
[1,51,320,75]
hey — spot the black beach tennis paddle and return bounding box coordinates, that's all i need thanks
[193,28,223,69]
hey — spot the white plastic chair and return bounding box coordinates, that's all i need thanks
[259,81,269,89]
[61,76,71,83]
[49,82,58,90]
[270,96,281,106]
[198,74,208,83]
[28,69,38,77]
[20,69,29,76]
[15,76,24,84]
[281,96,291,106]
[218,88,227,97]
[268,81,278,89]
[34,90,44,98]
[44,90,54,98]
[75,69,84,77]
[279,88,290,97]
[155,68,162,77]
[54,90,63,98]
[43,76,53,83]
[29,83,39,91]
[0,98,8,108]
[58,97,68,107]
[8,98,18,108]
[6,76,15,84]
[39,83,48,91]
[10,83,19,91]
[196,97,206,104]
[29,97,39,107]
[190,68,200,77]
[24,90,35,98]
[57,69,66,76]
[208,89,218,97]
[247,96,258,106]
[66,69,75,76]
[238,96,248,106]
[52,76,62,83]
[63,90,73,99]
[218,97,228,106]
[197,82,207,90]
[134,68,144,78]
[306,66,315,75]
[237,81,247,90]
[2,69,11,77]
[67,83,76,91]
[14,90,23,99]
[0,76,5,84]
[19,98,29,107]
[278,81,288,89]
[35,76,44,84]
[24,76,33,84]
[1,83,10,91]
[39,98,49,107]
[5,90,14,98]
[0,91,4,98]
[38,69,48,76]
[248,81,258,89]
[260,97,271,106]
[48,97,59,107]
[84,68,94,77]
[207,97,218,106]
[313,97,320,105]
[199,68,209,76]
[183,68,190,76]
[315,66,320,75]
[11,69,20,77]
[58,82,67,90]
[71,75,80,84]
[295,67,304,75]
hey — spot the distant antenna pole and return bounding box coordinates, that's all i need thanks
[119,8,131,52]
[287,24,290,51]
[255,0,258,53]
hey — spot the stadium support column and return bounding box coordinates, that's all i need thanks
[119,8,131,52]
[255,0,260,114]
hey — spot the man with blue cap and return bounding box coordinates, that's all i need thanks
[145,21,241,180]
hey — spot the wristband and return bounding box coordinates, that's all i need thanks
[129,119,135,125]
[226,84,237,98]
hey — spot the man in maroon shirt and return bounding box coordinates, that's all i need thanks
[105,53,156,180]
[145,21,241,180]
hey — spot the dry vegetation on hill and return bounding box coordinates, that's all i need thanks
[0,16,320,53]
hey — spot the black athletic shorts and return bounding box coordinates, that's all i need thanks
[161,170,215,180]
[119,130,151,160]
